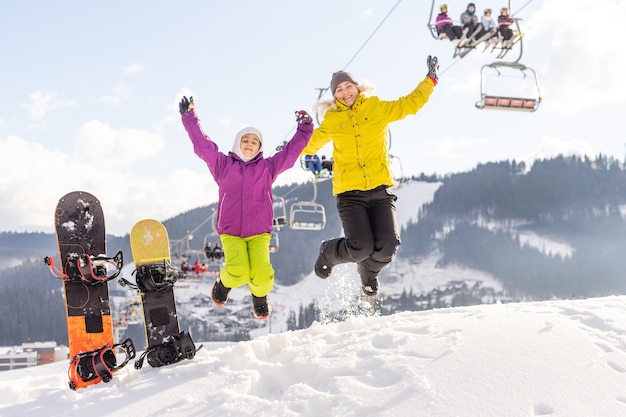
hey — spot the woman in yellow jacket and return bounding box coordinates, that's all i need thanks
[302,56,439,297]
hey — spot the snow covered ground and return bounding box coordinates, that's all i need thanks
[1,296,626,417]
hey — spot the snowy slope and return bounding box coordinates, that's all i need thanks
[1,296,626,417]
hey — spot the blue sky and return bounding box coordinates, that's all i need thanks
[1,0,625,235]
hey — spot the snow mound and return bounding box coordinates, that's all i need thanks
[1,296,626,417]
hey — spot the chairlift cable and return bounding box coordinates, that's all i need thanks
[170,209,216,254]
[318,0,405,103]
[343,0,404,70]
[511,0,534,18]
[439,56,464,77]
[279,1,406,145]
[280,181,306,199]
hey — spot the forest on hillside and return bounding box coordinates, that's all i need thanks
[400,154,626,299]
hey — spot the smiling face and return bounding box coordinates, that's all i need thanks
[334,81,359,107]
[239,133,261,159]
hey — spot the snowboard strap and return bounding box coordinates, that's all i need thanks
[44,251,124,284]
[119,260,180,293]
[67,338,136,390]
[43,256,66,279]
[134,331,202,369]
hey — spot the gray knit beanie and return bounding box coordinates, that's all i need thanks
[330,70,358,96]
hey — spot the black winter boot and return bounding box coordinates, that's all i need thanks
[314,240,338,279]
[361,278,379,297]
[252,295,271,320]
[211,279,231,307]
[358,263,379,296]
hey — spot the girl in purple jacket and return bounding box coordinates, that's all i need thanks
[179,96,313,320]
[436,4,463,42]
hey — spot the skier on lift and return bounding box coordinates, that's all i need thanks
[460,3,480,45]
[436,4,463,45]
[498,7,516,47]
[474,8,498,47]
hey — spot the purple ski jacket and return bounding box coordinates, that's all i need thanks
[436,12,454,30]
[182,109,313,238]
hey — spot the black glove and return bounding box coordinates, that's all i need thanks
[295,110,312,125]
[275,141,287,152]
[179,96,195,115]
[427,55,439,84]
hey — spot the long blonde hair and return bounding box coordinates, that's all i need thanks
[314,82,376,118]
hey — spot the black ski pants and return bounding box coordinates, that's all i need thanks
[499,27,513,41]
[329,185,401,283]
[438,24,463,41]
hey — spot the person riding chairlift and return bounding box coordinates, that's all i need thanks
[436,4,463,45]
[460,3,480,41]
[474,8,498,46]
[498,7,515,44]
[304,154,322,177]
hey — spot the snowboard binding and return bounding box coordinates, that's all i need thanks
[120,260,180,292]
[67,338,136,390]
[134,331,201,369]
[44,250,124,284]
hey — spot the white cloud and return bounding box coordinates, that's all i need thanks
[0,135,73,231]
[25,91,75,125]
[423,135,490,160]
[75,120,165,165]
[523,135,595,166]
[99,84,132,106]
[445,69,481,94]
[0,130,216,235]
[528,0,626,115]
[97,168,218,236]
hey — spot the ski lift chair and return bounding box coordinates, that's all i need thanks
[289,201,326,231]
[481,96,538,111]
[269,232,279,253]
[475,62,541,112]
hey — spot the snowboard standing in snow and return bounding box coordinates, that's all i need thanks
[122,219,200,369]
[44,191,135,390]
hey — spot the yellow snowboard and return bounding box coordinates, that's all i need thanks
[130,219,171,265]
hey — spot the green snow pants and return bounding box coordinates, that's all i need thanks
[219,233,274,297]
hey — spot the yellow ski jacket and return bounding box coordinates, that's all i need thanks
[302,76,435,195]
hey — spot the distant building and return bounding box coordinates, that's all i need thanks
[0,349,36,371]
[0,342,68,372]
